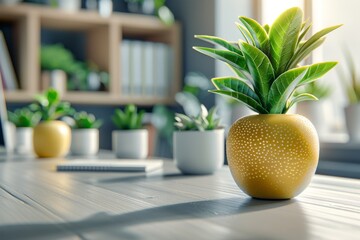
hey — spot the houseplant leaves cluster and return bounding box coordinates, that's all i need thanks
[72,111,102,129]
[174,105,220,131]
[30,88,74,121]
[8,107,41,128]
[112,104,145,130]
[194,7,341,114]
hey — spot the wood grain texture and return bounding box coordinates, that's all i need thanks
[0,159,359,240]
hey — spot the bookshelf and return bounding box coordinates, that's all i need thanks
[0,3,181,106]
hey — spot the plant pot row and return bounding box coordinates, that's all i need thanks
[13,123,148,158]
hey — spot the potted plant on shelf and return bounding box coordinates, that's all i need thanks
[31,88,74,158]
[40,44,75,95]
[8,106,41,154]
[112,104,147,159]
[296,81,332,138]
[174,105,223,175]
[193,7,340,199]
[338,53,360,142]
[70,111,102,156]
[125,0,174,26]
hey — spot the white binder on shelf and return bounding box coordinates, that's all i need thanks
[130,40,143,96]
[120,40,131,96]
[143,41,155,97]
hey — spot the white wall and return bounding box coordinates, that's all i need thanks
[214,0,253,129]
[214,0,253,77]
[312,0,360,131]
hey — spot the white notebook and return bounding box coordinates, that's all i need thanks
[57,159,163,172]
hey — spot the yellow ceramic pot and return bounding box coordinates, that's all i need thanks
[227,114,319,200]
[33,121,71,158]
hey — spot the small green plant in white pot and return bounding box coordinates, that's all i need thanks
[8,107,41,154]
[112,104,147,159]
[174,105,224,175]
[338,53,360,142]
[70,111,102,156]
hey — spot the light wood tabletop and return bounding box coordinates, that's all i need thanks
[0,158,359,240]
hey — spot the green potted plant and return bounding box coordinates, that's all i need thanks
[174,105,223,175]
[338,52,360,142]
[30,88,74,158]
[112,104,147,159]
[296,81,332,138]
[8,106,41,154]
[40,44,74,94]
[125,0,174,26]
[70,111,102,156]
[194,7,340,199]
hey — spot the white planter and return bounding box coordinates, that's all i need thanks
[112,129,148,159]
[41,70,67,96]
[15,127,33,155]
[174,128,224,175]
[71,129,99,156]
[99,0,113,17]
[344,104,360,142]
[58,0,81,12]
[296,101,331,138]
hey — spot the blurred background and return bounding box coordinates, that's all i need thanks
[0,0,359,178]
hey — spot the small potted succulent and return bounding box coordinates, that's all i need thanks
[174,105,223,175]
[194,7,340,199]
[338,53,360,142]
[296,81,332,138]
[70,111,102,156]
[8,106,41,154]
[31,88,74,158]
[112,104,147,159]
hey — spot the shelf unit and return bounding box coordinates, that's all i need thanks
[0,3,181,105]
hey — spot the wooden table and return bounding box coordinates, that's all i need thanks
[0,159,359,240]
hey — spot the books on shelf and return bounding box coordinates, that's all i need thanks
[119,39,173,98]
[0,31,18,91]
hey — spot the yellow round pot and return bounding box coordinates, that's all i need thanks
[33,121,71,158]
[227,114,319,200]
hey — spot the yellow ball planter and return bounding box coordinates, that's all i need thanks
[33,121,71,158]
[227,114,319,199]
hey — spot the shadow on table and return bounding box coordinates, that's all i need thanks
[0,197,308,239]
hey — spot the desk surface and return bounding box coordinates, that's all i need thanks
[0,159,359,240]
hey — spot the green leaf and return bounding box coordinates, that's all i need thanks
[211,76,260,102]
[264,24,270,34]
[269,7,303,76]
[299,62,338,85]
[210,89,268,114]
[239,16,269,54]
[297,23,312,45]
[287,37,326,69]
[288,25,341,69]
[268,66,308,114]
[240,42,275,105]
[193,46,247,70]
[226,63,249,79]
[286,93,318,112]
[195,35,243,55]
[235,22,255,45]
[298,24,341,54]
